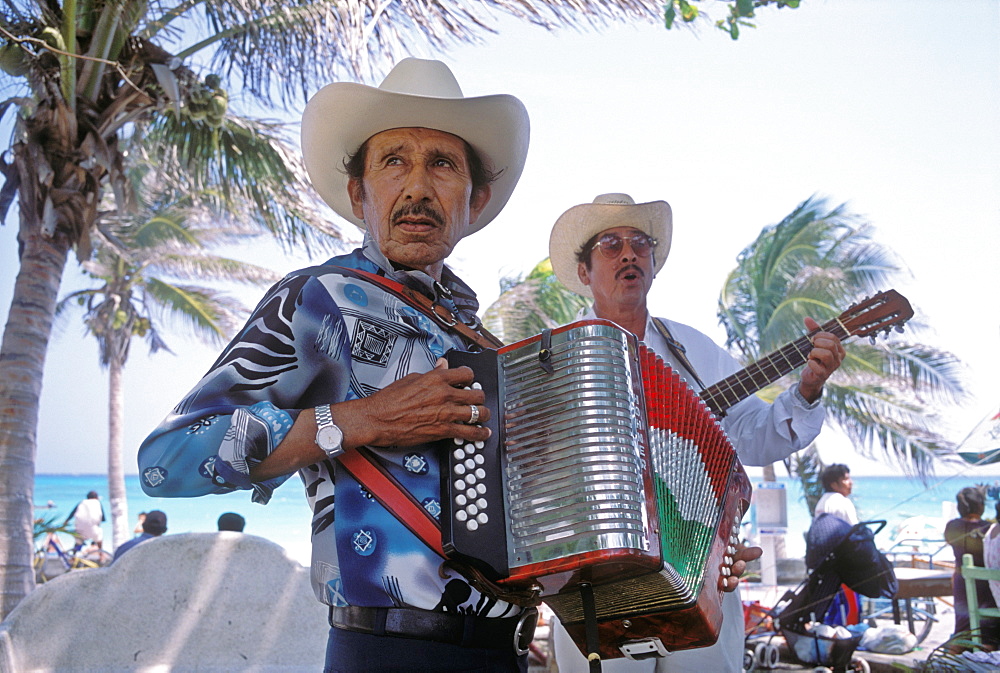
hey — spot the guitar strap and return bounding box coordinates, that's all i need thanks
[651,317,707,391]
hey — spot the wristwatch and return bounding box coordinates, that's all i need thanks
[314,404,345,459]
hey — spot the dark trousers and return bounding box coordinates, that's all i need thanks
[324,626,529,673]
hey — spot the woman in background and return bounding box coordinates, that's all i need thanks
[944,486,999,648]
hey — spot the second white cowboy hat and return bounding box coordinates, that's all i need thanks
[549,193,673,297]
[301,58,530,234]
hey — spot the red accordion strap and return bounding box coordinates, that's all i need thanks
[336,447,446,558]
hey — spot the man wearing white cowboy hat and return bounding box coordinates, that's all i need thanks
[547,193,846,673]
[138,58,534,672]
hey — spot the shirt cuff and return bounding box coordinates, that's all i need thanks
[792,385,822,410]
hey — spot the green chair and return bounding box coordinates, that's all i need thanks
[961,552,1000,647]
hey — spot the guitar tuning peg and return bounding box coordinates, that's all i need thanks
[869,336,877,345]
[894,325,905,333]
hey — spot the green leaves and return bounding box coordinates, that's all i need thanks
[719,196,965,479]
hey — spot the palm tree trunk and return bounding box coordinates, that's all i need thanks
[107,356,129,549]
[0,225,71,620]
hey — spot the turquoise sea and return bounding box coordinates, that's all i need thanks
[34,473,1000,567]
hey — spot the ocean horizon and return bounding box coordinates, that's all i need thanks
[34,472,1000,568]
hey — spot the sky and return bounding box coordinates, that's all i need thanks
[1,0,998,480]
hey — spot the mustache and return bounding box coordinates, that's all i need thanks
[615,264,645,280]
[391,202,444,227]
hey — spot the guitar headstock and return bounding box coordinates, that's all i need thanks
[837,290,914,340]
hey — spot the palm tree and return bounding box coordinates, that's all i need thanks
[56,170,281,550]
[718,195,965,503]
[482,258,590,344]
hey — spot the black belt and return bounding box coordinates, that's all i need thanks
[328,605,538,655]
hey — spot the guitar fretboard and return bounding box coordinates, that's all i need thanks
[701,318,849,417]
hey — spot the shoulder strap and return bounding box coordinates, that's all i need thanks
[316,265,504,350]
[651,317,707,391]
[336,447,445,558]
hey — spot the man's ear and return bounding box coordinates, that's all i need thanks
[348,177,366,220]
[468,185,492,226]
[577,262,592,287]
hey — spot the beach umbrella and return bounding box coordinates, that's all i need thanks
[956,407,1000,466]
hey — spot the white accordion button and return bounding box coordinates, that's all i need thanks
[453,449,464,460]
[476,484,487,495]
[476,498,488,509]
[474,468,486,479]
[466,519,479,531]
[456,510,468,522]
[455,479,466,491]
[477,513,489,525]
[455,494,467,506]
[472,382,482,390]
[454,464,466,475]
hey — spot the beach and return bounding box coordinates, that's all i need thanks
[37,473,997,568]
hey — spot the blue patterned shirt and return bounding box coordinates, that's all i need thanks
[138,236,521,618]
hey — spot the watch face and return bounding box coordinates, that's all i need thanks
[316,424,344,453]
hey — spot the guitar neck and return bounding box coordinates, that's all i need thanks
[701,318,850,417]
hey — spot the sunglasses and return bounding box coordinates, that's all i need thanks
[589,232,657,259]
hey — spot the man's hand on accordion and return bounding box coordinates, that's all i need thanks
[719,543,764,592]
[337,358,493,450]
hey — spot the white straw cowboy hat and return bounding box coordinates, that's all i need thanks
[549,193,673,297]
[301,58,530,234]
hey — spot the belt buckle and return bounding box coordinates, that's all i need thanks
[512,608,538,656]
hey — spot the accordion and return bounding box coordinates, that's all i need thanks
[441,319,752,659]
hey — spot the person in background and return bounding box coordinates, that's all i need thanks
[133,511,147,536]
[811,464,862,627]
[64,490,105,550]
[217,512,246,532]
[113,510,167,562]
[546,193,846,673]
[814,464,858,525]
[944,487,999,647]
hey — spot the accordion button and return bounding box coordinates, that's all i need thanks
[453,449,464,460]
[476,498,488,509]
[721,567,731,577]
[467,504,479,515]
[473,454,484,465]
[724,556,733,565]
[472,382,482,390]
[474,441,485,449]
[456,494,467,506]
[475,468,486,479]
[456,510,468,522]
[466,488,477,499]
[455,464,466,475]
[727,546,736,555]
[453,437,463,445]
[464,458,475,470]
[467,520,479,531]
[455,479,466,491]
[477,513,489,525]
[476,484,487,495]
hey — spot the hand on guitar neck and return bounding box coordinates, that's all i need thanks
[798,316,847,404]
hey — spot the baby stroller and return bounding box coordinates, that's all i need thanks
[746,518,898,673]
